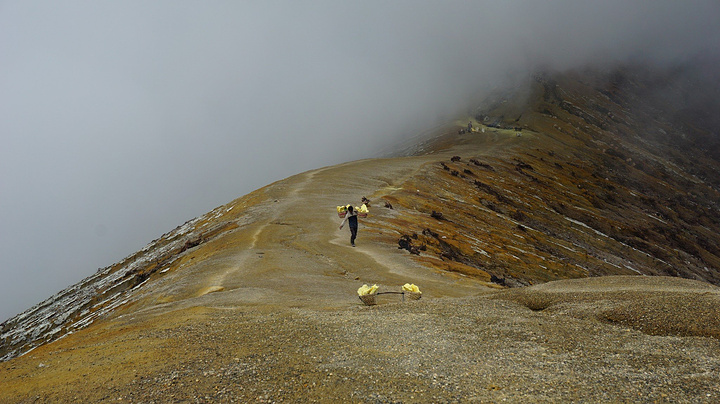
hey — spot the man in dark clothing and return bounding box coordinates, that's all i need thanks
[339,205,359,247]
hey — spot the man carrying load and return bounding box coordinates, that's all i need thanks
[339,205,360,247]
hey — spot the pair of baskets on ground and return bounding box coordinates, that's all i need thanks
[358,289,422,306]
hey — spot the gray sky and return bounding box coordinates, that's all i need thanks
[2,1,719,322]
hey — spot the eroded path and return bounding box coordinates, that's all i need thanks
[115,125,529,317]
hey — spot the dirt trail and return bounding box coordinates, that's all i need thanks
[215,132,505,311]
[127,126,528,315]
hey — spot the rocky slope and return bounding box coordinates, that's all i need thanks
[1,63,719,402]
[379,63,720,289]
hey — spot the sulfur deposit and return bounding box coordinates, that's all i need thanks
[357,284,379,296]
[402,283,421,294]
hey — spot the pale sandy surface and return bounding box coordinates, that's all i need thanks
[2,127,719,402]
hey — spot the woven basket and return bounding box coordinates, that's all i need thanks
[358,212,368,218]
[359,293,377,306]
[338,211,347,218]
[405,292,422,301]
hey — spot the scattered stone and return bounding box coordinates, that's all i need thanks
[398,235,412,250]
[514,160,534,171]
[398,235,421,255]
[469,159,494,170]
[490,274,506,286]
[180,236,203,253]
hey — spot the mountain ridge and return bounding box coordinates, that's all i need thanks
[2,63,720,402]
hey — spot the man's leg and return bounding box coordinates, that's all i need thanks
[350,225,357,246]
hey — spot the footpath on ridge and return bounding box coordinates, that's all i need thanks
[2,122,719,403]
[126,122,519,316]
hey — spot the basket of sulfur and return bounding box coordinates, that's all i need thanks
[357,284,379,306]
[402,283,422,300]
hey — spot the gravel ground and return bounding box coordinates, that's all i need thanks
[3,277,719,403]
[7,278,710,403]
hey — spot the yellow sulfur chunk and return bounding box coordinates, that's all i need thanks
[357,284,379,296]
[402,283,421,293]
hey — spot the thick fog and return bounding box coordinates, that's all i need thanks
[2,1,719,322]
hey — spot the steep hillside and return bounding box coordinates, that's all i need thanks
[374,63,720,288]
[1,64,719,402]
